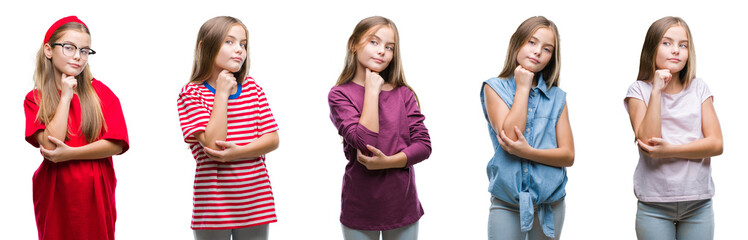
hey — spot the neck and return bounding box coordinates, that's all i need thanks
[663,74,684,94]
[352,63,367,86]
[207,66,222,86]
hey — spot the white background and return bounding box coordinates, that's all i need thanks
[2,0,745,239]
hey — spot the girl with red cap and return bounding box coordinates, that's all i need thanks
[24,16,130,240]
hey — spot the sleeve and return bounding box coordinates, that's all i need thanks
[328,87,379,154]
[24,91,45,148]
[485,78,516,109]
[695,78,713,103]
[624,81,645,111]
[400,89,432,167]
[252,80,279,136]
[177,85,211,144]
[99,87,130,154]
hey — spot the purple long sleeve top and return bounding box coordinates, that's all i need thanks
[328,81,432,230]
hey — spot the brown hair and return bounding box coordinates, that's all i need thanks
[637,16,696,87]
[335,16,420,104]
[189,16,249,84]
[33,22,105,143]
[498,16,561,89]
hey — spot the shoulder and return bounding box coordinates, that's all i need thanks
[180,81,204,96]
[91,78,120,101]
[689,77,707,88]
[547,85,566,98]
[242,76,257,88]
[25,89,40,102]
[329,82,356,98]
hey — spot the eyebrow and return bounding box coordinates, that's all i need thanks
[370,34,395,45]
[226,34,247,42]
[530,36,554,48]
[662,37,688,43]
[61,40,91,48]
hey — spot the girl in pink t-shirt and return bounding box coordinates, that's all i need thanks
[624,16,723,240]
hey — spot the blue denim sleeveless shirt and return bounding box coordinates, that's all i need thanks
[480,76,567,238]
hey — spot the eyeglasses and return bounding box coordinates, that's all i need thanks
[50,43,96,58]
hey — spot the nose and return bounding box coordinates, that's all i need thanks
[377,45,385,55]
[72,50,82,60]
[671,45,679,55]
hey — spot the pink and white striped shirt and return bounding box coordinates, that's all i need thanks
[178,76,279,229]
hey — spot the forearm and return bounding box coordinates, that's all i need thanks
[515,146,574,168]
[66,139,124,161]
[234,132,279,160]
[666,137,723,159]
[39,99,72,149]
[359,89,380,133]
[637,91,662,140]
[386,152,407,169]
[502,87,530,140]
[199,94,229,149]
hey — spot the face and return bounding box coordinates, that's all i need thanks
[655,25,689,74]
[355,26,395,73]
[44,30,90,77]
[214,24,248,73]
[516,27,555,73]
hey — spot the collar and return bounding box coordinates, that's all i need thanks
[534,75,551,98]
[202,81,242,99]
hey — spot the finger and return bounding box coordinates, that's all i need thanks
[215,140,230,149]
[365,145,383,156]
[499,130,511,143]
[513,126,526,141]
[48,136,64,146]
[496,134,506,146]
[648,137,663,145]
[637,140,653,152]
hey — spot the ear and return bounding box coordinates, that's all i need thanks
[43,43,53,59]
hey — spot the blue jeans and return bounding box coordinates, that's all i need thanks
[193,224,269,240]
[488,197,565,240]
[636,199,714,240]
[342,221,419,240]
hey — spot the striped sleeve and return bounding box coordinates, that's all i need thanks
[250,79,278,136]
[178,84,211,143]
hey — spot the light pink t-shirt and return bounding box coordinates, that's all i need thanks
[624,78,714,202]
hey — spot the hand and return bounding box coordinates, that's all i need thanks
[60,73,77,100]
[653,69,672,92]
[203,140,240,162]
[364,68,384,93]
[637,137,674,159]
[514,65,534,89]
[40,136,75,163]
[497,126,533,156]
[216,70,238,96]
[356,144,393,170]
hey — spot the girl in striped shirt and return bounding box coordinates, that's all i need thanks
[177,16,280,240]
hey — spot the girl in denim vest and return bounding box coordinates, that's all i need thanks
[480,16,574,240]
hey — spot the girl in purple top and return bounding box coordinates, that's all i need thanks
[328,16,431,240]
[624,16,723,240]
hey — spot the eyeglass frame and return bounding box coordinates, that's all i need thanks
[50,43,96,58]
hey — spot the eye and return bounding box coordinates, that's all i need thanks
[679,44,688,48]
[543,48,552,53]
[662,41,671,46]
[225,40,233,45]
[385,46,394,51]
[64,45,75,51]
[240,42,247,48]
[370,40,378,45]
[528,40,536,45]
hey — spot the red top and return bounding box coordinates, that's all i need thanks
[24,79,129,240]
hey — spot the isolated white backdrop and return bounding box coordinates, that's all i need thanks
[1,0,745,239]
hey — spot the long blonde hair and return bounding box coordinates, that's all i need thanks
[637,16,696,87]
[498,16,561,89]
[190,16,249,85]
[335,16,419,105]
[33,22,104,143]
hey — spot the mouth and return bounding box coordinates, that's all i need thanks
[529,57,540,64]
[667,58,681,63]
[231,57,243,62]
[69,63,81,68]
[373,58,385,64]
